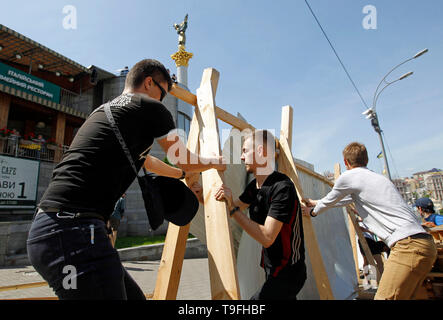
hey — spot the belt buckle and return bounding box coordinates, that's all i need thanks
[56,211,77,219]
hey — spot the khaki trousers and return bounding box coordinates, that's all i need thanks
[374,234,437,300]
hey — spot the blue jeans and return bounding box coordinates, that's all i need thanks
[26,211,145,300]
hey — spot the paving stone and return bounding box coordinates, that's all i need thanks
[0,258,210,300]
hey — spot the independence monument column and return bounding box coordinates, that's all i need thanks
[171,14,193,88]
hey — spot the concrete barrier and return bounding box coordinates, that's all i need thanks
[0,221,32,266]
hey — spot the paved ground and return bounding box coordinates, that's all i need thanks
[0,258,211,300]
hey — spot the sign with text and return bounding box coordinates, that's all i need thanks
[0,155,39,209]
[0,61,61,103]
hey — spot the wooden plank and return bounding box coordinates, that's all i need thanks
[7,297,59,300]
[152,106,202,300]
[429,226,443,243]
[277,111,334,300]
[170,84,254,131]
[170,85,333,187]
[0,281,48,292]
[169,83,197,106]
[214,106,255,131]
[348,208,381,279]
[152,223,191,299]
[280,106,293,148]
[4,293,153,300]
[427,272,443,278]
[278,137,334,299]
[197,68,240,300]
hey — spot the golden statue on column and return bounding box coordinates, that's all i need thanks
[171,14,193,68]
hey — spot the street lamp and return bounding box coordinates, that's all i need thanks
[363,49,428,181]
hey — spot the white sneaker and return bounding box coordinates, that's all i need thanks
[370,279,378,290]
[362,278,371,290]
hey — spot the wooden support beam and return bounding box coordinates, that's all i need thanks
[280,106,293,148]
[278,136,335,300]
[152,223,191,299]
[428,272,443,278]
[197,68,240,300]
[152,107,203,300]
[170,84,336,188]
[170,84,254,131]
[277,106,334,300]
[0,281,47,292]
[334,163,381,281]
[347,206,381,280]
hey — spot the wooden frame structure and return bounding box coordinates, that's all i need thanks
[2,67,381,300]
[153,67,377,300]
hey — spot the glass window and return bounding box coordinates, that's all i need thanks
[177,112,191,143]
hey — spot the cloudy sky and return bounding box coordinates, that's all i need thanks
[1,0,442,178]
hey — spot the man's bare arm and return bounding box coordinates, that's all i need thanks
[214,184,283,248]
[144,155,182,178]
[157,132,226,173]
[231,211,283,248]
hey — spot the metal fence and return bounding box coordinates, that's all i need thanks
[0,136,69,162]
[60,87,79,109]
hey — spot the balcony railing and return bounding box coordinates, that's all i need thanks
[0,136,69,163]
[60,87,79,109]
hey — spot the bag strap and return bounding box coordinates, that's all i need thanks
[103,103,139,176]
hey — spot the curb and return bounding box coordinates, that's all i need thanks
[2,238,207,267]
[117,238,207,262]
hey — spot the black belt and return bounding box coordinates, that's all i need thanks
[37,207,105,222]
[406,233,432,240]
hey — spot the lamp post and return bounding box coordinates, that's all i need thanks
[363,49,428,181]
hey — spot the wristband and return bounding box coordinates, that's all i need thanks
[309,208,317,217]
[229,206,239,217]
[179,169,186,180]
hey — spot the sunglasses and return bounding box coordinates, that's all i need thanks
[152,79,167,102]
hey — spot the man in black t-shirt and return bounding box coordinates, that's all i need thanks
[27,59,225,300]
[215,130,306,300]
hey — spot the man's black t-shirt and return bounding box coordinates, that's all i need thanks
[239,171,306,277]
[39,93,175,219]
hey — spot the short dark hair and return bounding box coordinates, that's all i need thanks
[245,129,276,151]
[124,59,172,91]
[343,142,368,167]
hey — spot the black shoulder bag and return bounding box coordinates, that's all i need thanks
[103,103,165,230]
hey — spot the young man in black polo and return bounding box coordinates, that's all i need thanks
[215,130,306,300]
[27,59,225,300]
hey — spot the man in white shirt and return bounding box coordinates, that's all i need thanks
[302,142,437,300]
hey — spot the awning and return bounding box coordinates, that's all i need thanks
[0,24,90,78]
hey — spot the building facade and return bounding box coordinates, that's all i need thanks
[393,178,414,205]
[425,172,443,203]
[410,168,443,211]
[0,24,193,232]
